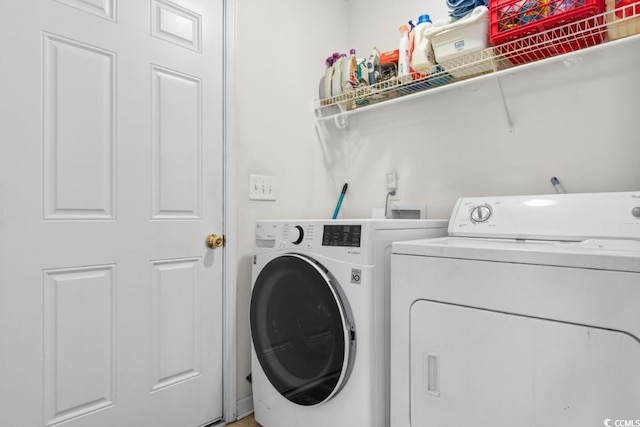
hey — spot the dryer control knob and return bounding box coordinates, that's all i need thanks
[290,225,304,245]
[470,205,492,223]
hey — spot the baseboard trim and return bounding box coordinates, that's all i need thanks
[236,395,254,420]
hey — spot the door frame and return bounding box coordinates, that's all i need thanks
[223,0,238,422]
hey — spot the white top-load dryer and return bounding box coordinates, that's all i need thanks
[390,192,640,427]
[250,219,448,427]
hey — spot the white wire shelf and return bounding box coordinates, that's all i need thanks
[314,4,640,123]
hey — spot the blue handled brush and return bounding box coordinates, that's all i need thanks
[332,183,348,219]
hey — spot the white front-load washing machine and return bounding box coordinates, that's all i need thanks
[390,192,640,427]
[250,219,448,427]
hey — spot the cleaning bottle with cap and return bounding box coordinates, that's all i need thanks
[357,57,369,86]
[321,55,335,99]
[341,48,358,92]
[366,48,381,85]
[411,14,436,74]
[398,24,411,78]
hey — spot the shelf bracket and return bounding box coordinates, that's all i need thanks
[333,103,349,129]
[495,76,514,133]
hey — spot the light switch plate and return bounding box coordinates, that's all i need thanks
[249,174,276,201]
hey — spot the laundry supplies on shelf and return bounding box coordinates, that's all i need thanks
[315,3,640,118]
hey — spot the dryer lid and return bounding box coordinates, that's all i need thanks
[392,237,640,272]
[250,254,356,406]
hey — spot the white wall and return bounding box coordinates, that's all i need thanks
[234,0,640,407]
[234,0,348,403]
[347,0,450,55]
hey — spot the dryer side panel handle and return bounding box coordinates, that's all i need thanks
[423,352,440,397]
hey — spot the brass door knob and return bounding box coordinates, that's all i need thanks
[206,233,224,248]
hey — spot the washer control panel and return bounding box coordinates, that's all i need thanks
[254,221,372,262]
[322,224,362,247]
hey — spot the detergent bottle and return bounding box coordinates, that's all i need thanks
[411,14,436,74]
[321,55,335,99]
[398,24,411,77]
[331,54,346,96]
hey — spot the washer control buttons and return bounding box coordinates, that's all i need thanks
[633,207,640,219]
[470,205,493,223]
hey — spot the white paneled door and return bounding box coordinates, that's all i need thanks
[0,1,224,426]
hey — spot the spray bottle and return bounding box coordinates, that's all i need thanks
[408,20,416,75]
[398,24,411,78]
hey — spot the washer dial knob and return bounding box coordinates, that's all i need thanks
[470,205,492,223]
[290,225,304,245]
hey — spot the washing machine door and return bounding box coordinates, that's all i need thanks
[250,254,356,406]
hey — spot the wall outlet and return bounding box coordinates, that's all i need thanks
[249,174,276,201]
[386,171,399,200]
[386,171,398,191]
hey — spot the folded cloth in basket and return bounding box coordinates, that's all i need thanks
[447,0,488,18]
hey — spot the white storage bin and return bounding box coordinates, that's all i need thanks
[432,6,490,63]
[437,47,510,80]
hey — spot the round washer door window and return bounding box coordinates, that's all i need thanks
[250,254,356,406]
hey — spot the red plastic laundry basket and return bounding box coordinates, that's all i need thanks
[490,0,607,64]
